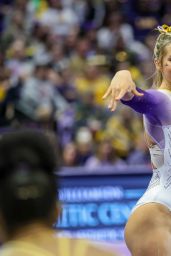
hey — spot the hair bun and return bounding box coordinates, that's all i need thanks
[156,24,171,34]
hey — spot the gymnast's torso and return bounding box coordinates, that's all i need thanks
[123,89,171,250]
[133,89,171,212]
[121,88,171,212]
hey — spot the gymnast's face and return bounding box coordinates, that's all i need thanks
[161,43,171,85]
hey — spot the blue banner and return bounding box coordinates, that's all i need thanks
[56,167,151,242]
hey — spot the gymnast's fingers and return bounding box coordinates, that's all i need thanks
[102,86,112,99]
[108,90,117,111]
[132,88,144,97]
[115,89,127,100]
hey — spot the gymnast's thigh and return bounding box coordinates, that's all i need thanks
[124,203,171,255]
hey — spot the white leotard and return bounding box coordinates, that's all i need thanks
[132,89,171,212]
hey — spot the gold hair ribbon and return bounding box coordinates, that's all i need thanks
[157,24,171,33]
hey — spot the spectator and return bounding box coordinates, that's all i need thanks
[85,139,126,169]
[81,0,105,30]
[16,63,68,123]
[6,39,33,80]
[37,0,79,37]
[127,132,151,165]
[76,127,94,165]
[70,37,92,74]
[62,142,79,167]
[74,57,110,106]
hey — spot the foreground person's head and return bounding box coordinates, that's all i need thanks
[0,129,59,241]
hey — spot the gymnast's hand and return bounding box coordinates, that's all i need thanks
[102,70,143,111]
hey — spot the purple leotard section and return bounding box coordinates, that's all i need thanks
[121,88,171,125]
[121,88,171,148]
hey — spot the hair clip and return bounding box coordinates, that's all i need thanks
[156,24,171,34]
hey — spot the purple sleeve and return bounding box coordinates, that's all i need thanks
[121,88,171,125]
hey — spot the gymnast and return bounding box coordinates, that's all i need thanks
[103,24,171,255]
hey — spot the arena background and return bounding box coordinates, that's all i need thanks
[0,0,169,255]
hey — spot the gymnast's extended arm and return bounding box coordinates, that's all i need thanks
[103,70,171,125]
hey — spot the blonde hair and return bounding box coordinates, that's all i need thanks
[153,25,171,87]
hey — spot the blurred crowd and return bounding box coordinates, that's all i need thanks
[0,0,170,169]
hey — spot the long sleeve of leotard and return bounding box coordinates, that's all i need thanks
[121,88,171,125]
